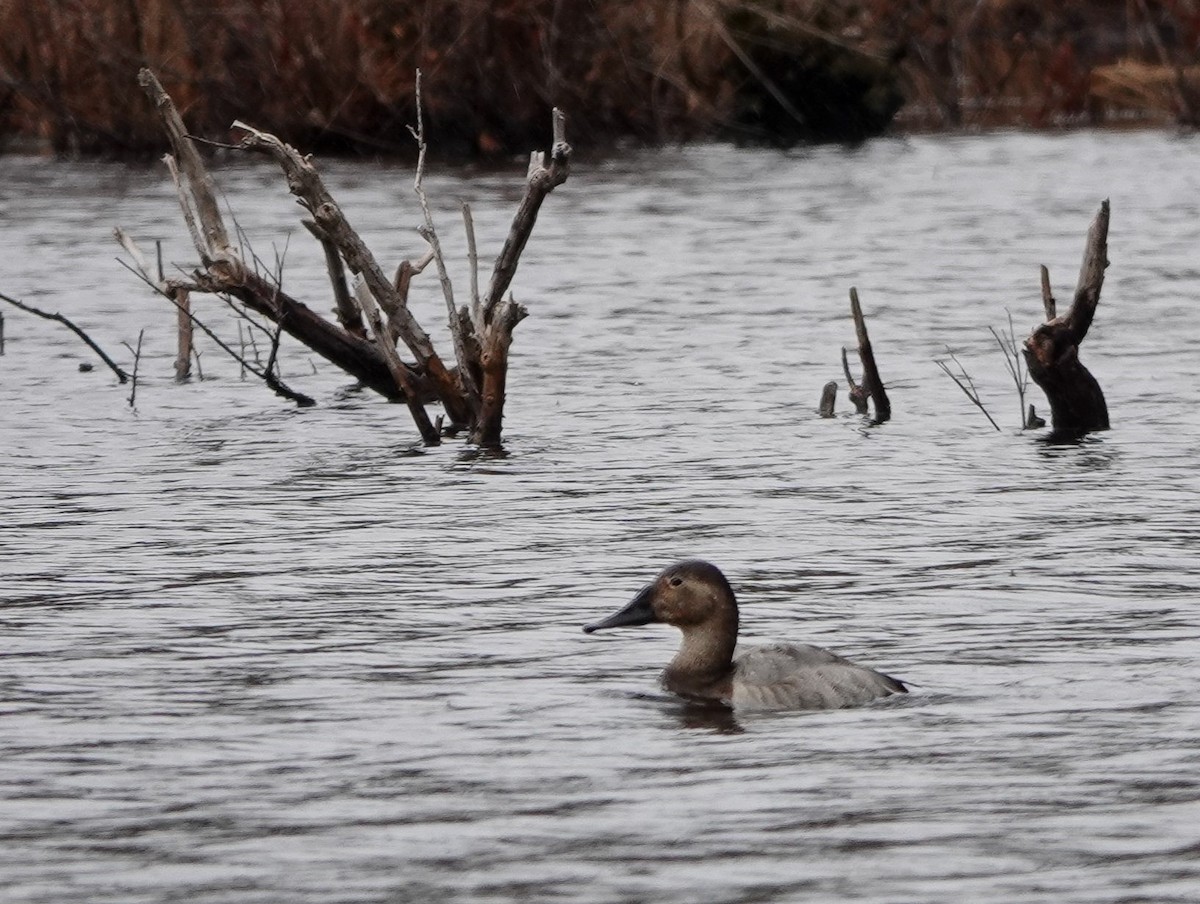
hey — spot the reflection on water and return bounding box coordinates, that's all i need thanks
[3,131,1200,903]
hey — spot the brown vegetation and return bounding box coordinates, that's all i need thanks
[8,1,1194,158]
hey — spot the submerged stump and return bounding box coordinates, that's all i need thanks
[1023,201,1111,439]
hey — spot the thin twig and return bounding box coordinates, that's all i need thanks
[0,290,130,382]
[122,329,145,408]
[989,309,1029,428]
[117,260,313,406]
[935,349,1000,431]
[409,69,477,406]
[462,202,481,332]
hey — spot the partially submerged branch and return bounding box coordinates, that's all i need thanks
[818,381,837,417]
[935,349,1000,431]
[1023,201,1111,438]
[115,253,316,407]
[840,346,868,414]
[989,310,1032,429]
[848,287,890,423]
[133,67,569,447]
[0,290,130,382]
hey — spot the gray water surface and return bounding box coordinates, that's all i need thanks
[2,132,1200,903]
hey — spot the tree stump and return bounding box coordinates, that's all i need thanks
[1023,201,1110,439]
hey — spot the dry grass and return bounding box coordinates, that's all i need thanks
[1,0,1197,157]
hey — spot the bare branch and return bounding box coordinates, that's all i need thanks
[352,278,441,445]
[230,117,467,423]
[482,107,571,323]
[1067,199,1109,343]
[0,290,130,382]
[138,69,230,258]
[849,287,890,422]
[462,202,481,332]
[302,219,365,338]
[123,329,145,407]
[116,259,313,406]
[1039,264,1056,321]
[935,350,1000,431]
[409,70,478,410]
[840,346,868,414]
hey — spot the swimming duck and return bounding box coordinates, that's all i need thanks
[583,560,907,711]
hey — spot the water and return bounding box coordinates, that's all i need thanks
[2,131,1200,903]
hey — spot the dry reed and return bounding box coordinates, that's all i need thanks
[1,0,1197,157]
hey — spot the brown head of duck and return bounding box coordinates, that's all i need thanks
[584,559,740,703]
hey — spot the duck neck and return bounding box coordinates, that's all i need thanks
[662,610,738,701]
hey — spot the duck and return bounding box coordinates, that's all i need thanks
[583,560,907,711]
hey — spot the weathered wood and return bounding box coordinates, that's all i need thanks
[353,280,440,445]
[229,119,471,428]
[1039,264,1056,321]
[174,288,193,381]
[483,108,570,324]
[409,71,480,415]
[818,381,836,417]
[466,109,571,446]
[473,298,528,446]
[134,67,566,447]
[138,70,229,259]
[840,346,869,414]
[302,219,365,339]
[849,287,890,422]
[204,265,424,402]
[124,329,145,407]
[1023,201,1111,437]
[117,226,322,402]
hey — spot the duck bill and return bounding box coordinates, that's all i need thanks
[583,584,657,634]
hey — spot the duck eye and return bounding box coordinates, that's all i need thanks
[669,577,683,587]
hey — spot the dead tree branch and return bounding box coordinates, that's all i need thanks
[116,257,315,407]
[818,381,837,417]
[122,330,145,407]
[471,108,571,445]
[133,67,567,447]
[989,310,1032,428]
[935,350,1000,431]
[302,219,365,339]
[840,346,869,414]
[849,287,890,422]
[1023,200,1111,438]
[409,70,479,415]
[0,290,130,382]
[228,116,470,426]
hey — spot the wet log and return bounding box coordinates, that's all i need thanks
[849,287,890,423]
[1023,201,1110,438]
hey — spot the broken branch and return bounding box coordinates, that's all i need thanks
[849,287,890,422]
[0,290,130,382]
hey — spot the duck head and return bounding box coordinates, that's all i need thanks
[583,560,739,634]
